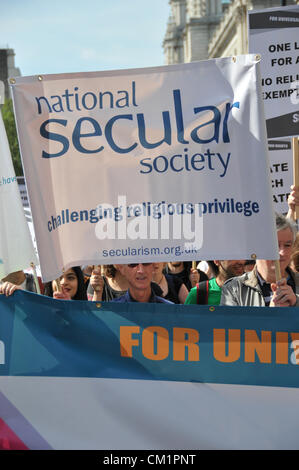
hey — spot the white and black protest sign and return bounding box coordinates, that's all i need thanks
[248,5,299,139]
[268,138,293,213]
[17,176,29,208]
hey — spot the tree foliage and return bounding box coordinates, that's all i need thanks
[1,99,23,176]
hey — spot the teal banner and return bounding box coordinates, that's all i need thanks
[1,290,299,388]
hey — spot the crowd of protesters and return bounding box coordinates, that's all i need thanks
[1,187,299,307]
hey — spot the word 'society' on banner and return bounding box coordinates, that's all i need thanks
[10,56,278,281]
[248,5,299,139]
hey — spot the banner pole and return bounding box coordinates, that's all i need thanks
[54,277,62,293]
[292,137,299,220]
[275,260,281,283]
[0,80,4,106]
[192,261,197,270]
[92,265,103,292]
[30,262,41,294]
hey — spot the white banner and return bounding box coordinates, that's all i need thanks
[248,5,299,139]
[11,56,278,281]
[1,377,298,450]
[0,113,38,279]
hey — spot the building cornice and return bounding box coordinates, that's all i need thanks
[187,14,223,26]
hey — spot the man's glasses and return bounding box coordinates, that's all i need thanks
[127,263,152,268]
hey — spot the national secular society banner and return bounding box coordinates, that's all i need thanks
[1,291,299,450]
[10,56,278,281]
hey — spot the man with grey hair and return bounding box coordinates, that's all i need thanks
[220,213,299,307]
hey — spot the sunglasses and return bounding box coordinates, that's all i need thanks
[127,263,152,268]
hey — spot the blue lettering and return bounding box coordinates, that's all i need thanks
[173,89,189,144]
[72,117,104,154]
[51,95,64,112]
[38,91,239,160]
[82,92,97,110]
[252,202,259,213]
[116,91,129,108]
[140,158,152,174]
[105,115,137,153]
[153,155,168,173]
[191,106,221,144]
[36,96,52,114]
[62,89,74,112]
[139,149,231,177]
[70,211,79,222]
[191,153,205,170]
[137,111,171,149]
[169,154,183,172]
[222,102,240,143]
[74,87,81,111]
[40,119,69,158]
[99,91,114,109]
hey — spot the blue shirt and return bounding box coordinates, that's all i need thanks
[111,289,173,304]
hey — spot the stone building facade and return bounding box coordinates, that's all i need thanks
[163,0,299,63]
[0,49,21,101]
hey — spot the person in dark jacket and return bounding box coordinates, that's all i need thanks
[165,261,207,291]
[152,262,189,304]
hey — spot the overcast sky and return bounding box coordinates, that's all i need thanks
[0,0,170,77]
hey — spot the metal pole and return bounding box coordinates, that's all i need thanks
[0,81,4,106]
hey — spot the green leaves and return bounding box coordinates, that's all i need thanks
[1,99,23,176]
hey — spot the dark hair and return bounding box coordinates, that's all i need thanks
[244,260,256,266]
[44,266,87,300]
[103,265,117,278]
[207,261,218,277]
[291,251,299,273]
